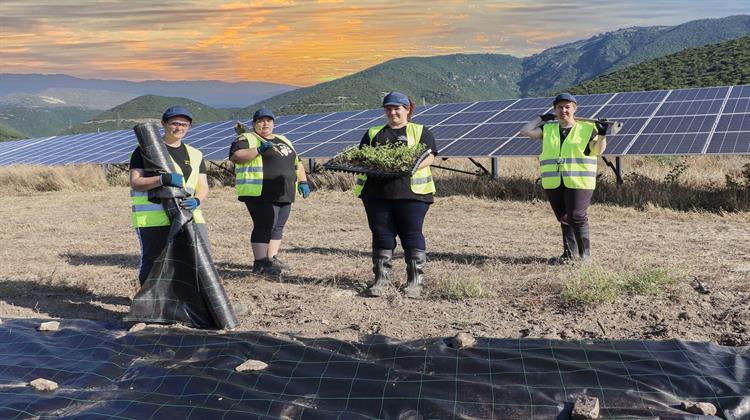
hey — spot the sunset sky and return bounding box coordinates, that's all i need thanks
[1,1,747,86]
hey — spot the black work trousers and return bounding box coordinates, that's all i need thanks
[244,201,292,243]
[361,196,430,251]
[544,184,594,227]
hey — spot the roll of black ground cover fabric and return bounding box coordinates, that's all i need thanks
[125,123,237,330]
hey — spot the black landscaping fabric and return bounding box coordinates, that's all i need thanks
[125,123,236,330]
[1,318,747,419]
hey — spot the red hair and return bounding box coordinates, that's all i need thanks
[406,97,416,121]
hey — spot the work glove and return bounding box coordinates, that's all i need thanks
[297,181,311,198]
[160,173,184,188]
[180,197,201,210]
[257,141,274,154]
[595,118,609,136]
[539,113,556,122]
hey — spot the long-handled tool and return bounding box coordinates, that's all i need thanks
[574,117,624,135]
[540,114,624,135]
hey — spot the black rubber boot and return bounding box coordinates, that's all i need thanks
[549,224,578,265]
[366,249,393,297]
[575,224,592,262]
[403,249,426,299]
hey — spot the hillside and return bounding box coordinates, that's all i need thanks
[236,54,523,116]
[0,74,297,108]
[521,15,750,97]
[249,15,749,115]
[0,106,100,138]
[0,121,26,141]
[66,95,235,134]
[569,36,750,94]
[0,88,137,110]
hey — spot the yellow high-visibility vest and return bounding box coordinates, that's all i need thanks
[539,122,598,190]
[234,132,299,197]
[353,123,435,197]
[131,144,206,227]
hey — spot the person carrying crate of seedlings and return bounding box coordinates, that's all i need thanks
[354,92,438,299]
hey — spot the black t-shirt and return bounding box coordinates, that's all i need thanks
[357,125,438,203]
[129,143,206,179]
[230,136,298,203]
[539,123,594,155]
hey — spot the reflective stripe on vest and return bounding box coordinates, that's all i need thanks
[130,144,205,227]
[234,132,298,197]
[353,122,435,197]
[539,122,598,190]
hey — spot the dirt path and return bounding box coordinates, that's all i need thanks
[2,187,748,345]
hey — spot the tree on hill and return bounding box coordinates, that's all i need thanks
[0,121,26,142]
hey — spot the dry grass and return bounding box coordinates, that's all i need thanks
[1,159,749,344]
[306,156,750,212]
[3,156,747,211]
[1,183,748,344]
[0,164,110,194]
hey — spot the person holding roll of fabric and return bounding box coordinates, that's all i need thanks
[229,107,309,276]
[519,93,608,263]
[129,106,209,285]
[355,92,438,299]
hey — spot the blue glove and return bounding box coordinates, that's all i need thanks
[297,181,311,198]
[160,173,184,188]
[257,141,274,154]
[180,197,200,210]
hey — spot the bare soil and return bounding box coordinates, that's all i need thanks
[1,187,748,346]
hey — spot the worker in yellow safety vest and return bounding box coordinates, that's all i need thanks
[355,92,438,299]
[519,93,608,263]
[229,107,310,277]
[129,106,210,284]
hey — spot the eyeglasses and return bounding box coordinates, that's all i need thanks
[168,122,191,128]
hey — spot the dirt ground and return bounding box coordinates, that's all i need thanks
[1,186,748,346]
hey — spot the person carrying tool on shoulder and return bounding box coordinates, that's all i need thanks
[229,108,310,277]
[519,93,607,263]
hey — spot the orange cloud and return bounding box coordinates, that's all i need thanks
[3,0,737,86]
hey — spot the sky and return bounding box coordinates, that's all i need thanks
[1,0,748,86]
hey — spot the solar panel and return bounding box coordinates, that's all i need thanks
[1,84,749,166]
[464,100,516,112]
[707,132,750,154]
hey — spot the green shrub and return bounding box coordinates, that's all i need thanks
[561,264,676,306]
[433,277,490,300]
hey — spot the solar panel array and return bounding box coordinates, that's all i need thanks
[0,85,748,166]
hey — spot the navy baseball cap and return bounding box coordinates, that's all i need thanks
[553,93,577,105]
[382,91,410,107]
[161,106,193,122]
[253,107,275,121]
